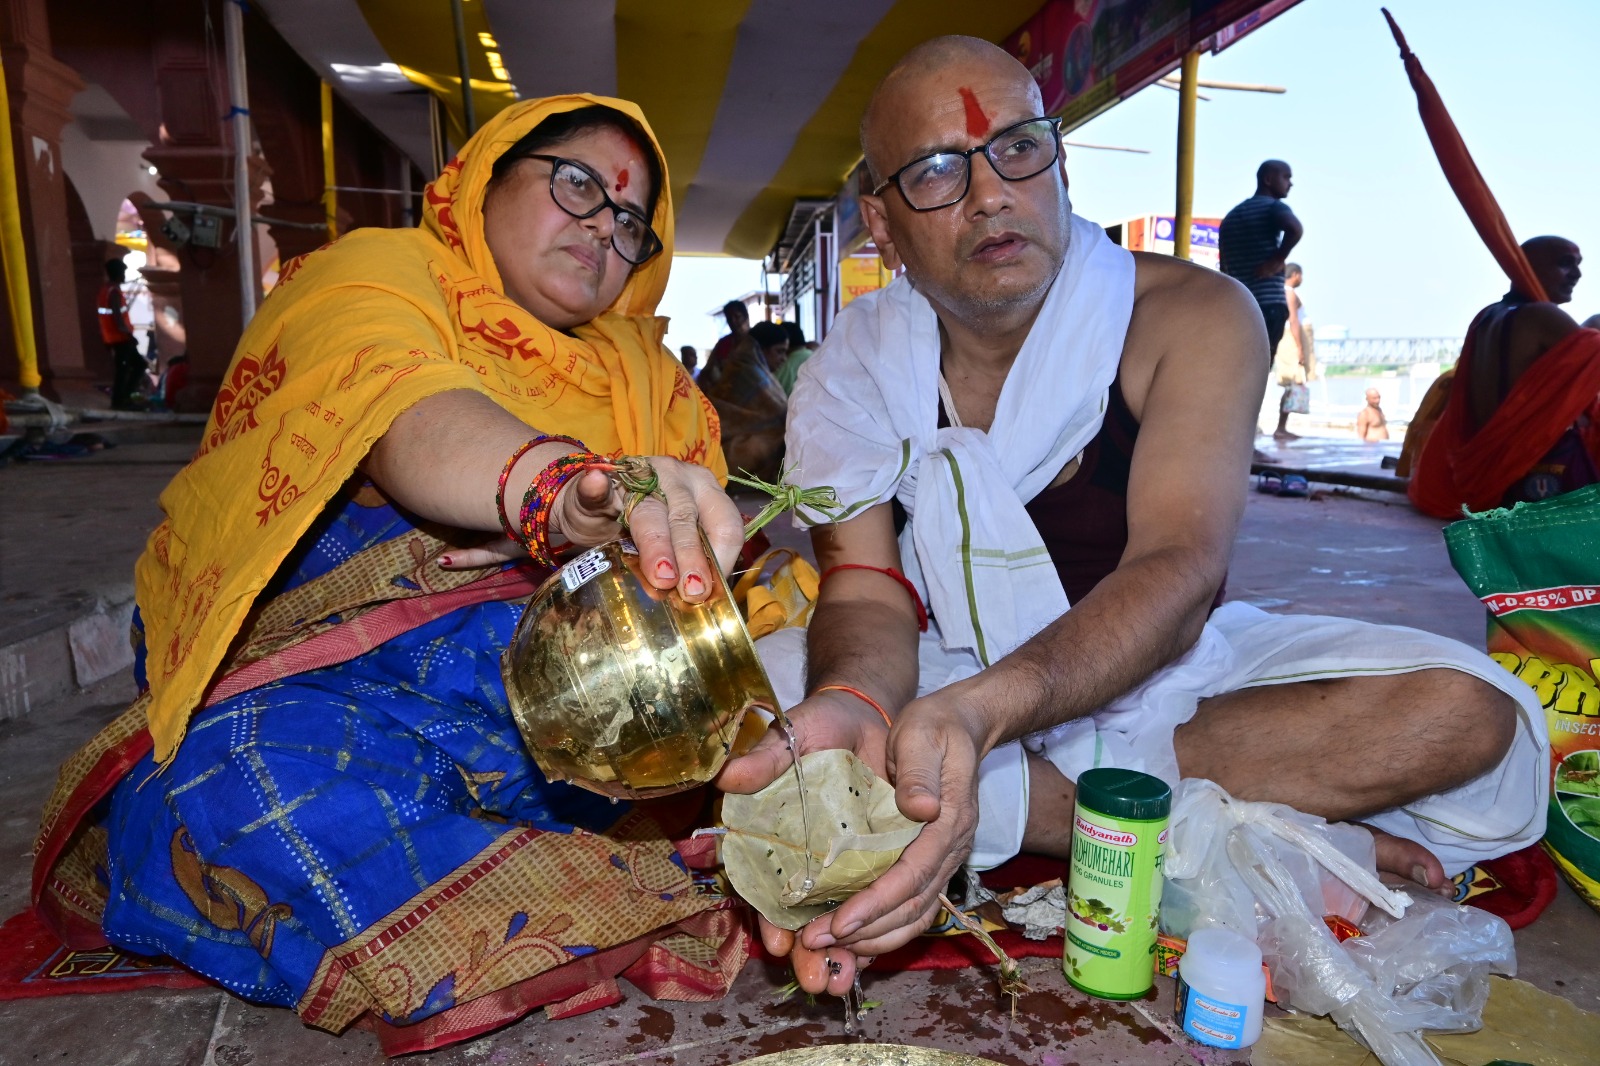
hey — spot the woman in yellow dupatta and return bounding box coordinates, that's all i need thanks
[32,96,750,1055]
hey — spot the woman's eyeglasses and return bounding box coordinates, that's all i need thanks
[523,154,663,265]
[871,117,1064,212]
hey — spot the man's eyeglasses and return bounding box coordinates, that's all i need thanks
[523,154,663,265]
[871,117,1064,212]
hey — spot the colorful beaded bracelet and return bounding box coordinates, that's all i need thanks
[518,451,605,567]
[496,434,585,547]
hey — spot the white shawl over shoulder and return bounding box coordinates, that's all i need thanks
[787,213,1135,681]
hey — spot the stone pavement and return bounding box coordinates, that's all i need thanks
[0,432,1595,1064]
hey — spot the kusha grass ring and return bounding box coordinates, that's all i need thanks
[607,455,666,531]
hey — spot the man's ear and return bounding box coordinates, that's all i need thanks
[861,194,903,272]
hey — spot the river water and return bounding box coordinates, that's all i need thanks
[1261,364,1447,438]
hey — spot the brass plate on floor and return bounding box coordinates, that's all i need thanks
[740,1047,1005,1066]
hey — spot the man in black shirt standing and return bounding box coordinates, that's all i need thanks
[1220,160,1303,438]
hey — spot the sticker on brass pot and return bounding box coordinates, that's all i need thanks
[561,548,611,592]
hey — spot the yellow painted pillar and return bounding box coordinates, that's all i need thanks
[0,52,40,391]
[322,82,338,242]
[1174,50,1200,261]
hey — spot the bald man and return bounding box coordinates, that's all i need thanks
[720,36,1547,996]
[1410,236,1600,516]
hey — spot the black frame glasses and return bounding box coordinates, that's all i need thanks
[523,153,663,265]
[871,116,1064,212]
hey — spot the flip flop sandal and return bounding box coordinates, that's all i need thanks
[1256,473,1284,494]
[1277,474,1311,497]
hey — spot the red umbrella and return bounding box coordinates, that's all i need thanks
[1382,8,1547,302]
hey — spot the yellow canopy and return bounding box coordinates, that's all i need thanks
[255,0,1044,257]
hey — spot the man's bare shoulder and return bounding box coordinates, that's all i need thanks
[1511,301,1581,338]
[1130,251,1258,320]
[1121,252,1266,411]
[1504,302,1583,379]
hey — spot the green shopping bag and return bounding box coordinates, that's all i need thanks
[1444,484,1600,913]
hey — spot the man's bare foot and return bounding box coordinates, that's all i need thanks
[1273,429,1301,441]
[1363,824,1454,897]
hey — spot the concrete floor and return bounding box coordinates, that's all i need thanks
[0,433,1595,1064]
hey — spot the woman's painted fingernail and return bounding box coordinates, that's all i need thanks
[655,558,677,582]
[439,555,454,567]
[683,573,706,597]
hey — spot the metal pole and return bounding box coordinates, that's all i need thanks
[449,0,476,138]
[321,82,337,241]
[399,165,414,227]
[1174,50,1200,261]
[222,0,258,320]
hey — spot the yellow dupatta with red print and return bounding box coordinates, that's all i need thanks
[137,95,722,766]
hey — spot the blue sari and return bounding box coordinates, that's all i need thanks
[94,491,737,1046]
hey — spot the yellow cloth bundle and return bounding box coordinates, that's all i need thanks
[136,94,723,765]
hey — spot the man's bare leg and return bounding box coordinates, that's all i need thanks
[1022,669,1520,888]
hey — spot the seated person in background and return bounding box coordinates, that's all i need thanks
[1356,387,1390,442]
[679,343,699,376]
[33,96,746,1052]
[777,321,815,395]
[720,35,1548,997]
[749,320,790,373]
[1410,236,1600,517]
[700,318,789,480]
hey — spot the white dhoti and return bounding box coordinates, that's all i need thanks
[778,212,1545,886]
[758,604,1549,878]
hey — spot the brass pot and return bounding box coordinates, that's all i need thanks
[501,537,775,800]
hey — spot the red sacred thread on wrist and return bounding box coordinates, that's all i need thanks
[819,564,929,632]
[497,434,585,547]
[810,684,893,728]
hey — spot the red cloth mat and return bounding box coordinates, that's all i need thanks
[0,907,208,999]
[0,845,1560,1001]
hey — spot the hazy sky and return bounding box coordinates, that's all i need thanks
[658,0,1600,354]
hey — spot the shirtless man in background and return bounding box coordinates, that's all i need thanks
[1408,234,1600,510]
[1357,388,1390,441]
[1462,236,1582,431]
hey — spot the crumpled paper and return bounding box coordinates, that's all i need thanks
[962,877,1067,941]
[721,749,922,930]
[1253,976,1600,1066]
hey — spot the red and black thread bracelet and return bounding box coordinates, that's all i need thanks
[818,563,929,632]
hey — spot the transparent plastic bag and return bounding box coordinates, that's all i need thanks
[1162,780,1515,1066]
[1343,887,1515,1035]
[1162,779,1400,942]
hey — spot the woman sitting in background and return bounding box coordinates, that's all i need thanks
[698,318,789,480]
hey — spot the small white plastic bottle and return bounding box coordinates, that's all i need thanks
[1174,926,1266,1049]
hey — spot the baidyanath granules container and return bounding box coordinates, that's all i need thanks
[1064,767,1172,999]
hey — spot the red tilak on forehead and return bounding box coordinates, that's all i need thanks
[958,86,988,139]
[615,167,630,193]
